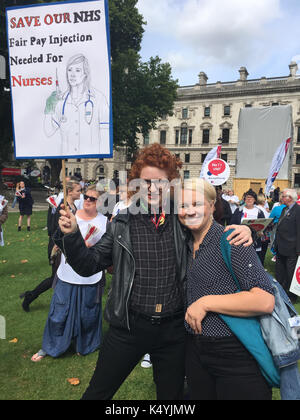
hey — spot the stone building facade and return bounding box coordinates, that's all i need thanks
[138,61,300,198]
[36,61,300,197]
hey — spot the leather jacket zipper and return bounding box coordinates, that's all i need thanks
[117,239,136,331]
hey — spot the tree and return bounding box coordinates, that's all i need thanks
[48,159,62,187]
[109,0,178,159]
[0,0,178,186]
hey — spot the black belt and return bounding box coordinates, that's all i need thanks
[130,310,184,325]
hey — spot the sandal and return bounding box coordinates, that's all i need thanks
[31,349,47,362]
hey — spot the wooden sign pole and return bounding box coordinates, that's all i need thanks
[61,159,68,209]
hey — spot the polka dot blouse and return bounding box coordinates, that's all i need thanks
[186,221,274,337]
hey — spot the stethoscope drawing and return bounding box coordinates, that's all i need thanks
[60,90,94,125]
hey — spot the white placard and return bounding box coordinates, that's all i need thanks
[290,256,300,297]
[202,158,230,186]
[6,0,112,159]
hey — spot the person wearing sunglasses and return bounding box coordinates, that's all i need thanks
[55,144,254,400]
[20,180,81,313]
[31,185,107,362]
[83,193,97,202]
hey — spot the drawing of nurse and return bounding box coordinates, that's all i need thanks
[44,54,110,156]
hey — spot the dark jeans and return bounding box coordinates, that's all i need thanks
[81,312,186,400]
[186,334,272,400]
[276,253,298,303]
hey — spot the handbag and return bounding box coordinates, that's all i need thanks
[219,230,280,388]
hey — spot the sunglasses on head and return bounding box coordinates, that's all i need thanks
[84,194,97,202]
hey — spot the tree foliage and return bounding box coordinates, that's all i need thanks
[109,0,178,158]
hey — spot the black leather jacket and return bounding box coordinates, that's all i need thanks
[54,210,190,330]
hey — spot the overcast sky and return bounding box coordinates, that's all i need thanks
[137,0,300,86]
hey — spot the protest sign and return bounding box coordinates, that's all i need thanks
[6,0,112,159]
[290,257,300,297]
[241,218,273,233]
[202,158,230,186]
[265,138,291,196]
[199,145,222,179]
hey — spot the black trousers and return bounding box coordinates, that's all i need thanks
[257,241,269,266]
[186,335,272,401]
[27,251,60,302]
[81,312,186,400]
[276,253,298,303]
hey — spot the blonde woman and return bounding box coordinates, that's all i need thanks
[17,181,33,232]
[178,179,275,400]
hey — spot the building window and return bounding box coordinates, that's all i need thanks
[74,168,81,179]
[175,153,180,160]
[180,126,188,145]
[188,129,193,145]
[184,170,190,179]
[76,158,81,162]
[182,108,188,119]
[201,154,207,164]
[224,105,231,116]
[97,165,105,175]
[272,102,279,106]
[245,104,252,108]
[297,127,300,143]
[222,128,230,144]
[143,133,150,145]
[221,153,228,162]
[204,107,211,117]
[175,130,180,145]
[185,154,190,163]
[296,154,300,165]
[160,130,166,145]
[295,174,300,188]
[202,129,210,144]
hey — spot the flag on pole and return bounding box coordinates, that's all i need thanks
[265,138,291,196]
[200,145,222,178]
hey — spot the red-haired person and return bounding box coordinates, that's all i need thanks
[55,144,253,400]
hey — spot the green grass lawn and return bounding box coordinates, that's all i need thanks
[0,211,299,400]
[0,211,155,400]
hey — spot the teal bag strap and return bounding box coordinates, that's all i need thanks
[220,229,281,388]
[220,230,241,292]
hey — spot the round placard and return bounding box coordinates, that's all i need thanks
[296,267,300,286]
[202,158,230,186]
